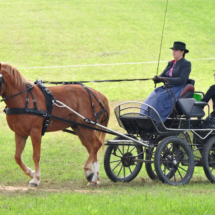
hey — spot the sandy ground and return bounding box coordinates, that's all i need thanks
[0,185,110,193]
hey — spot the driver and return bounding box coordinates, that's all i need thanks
[140,41,191,122]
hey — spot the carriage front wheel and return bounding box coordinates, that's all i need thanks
[154,136,194,186]
[104,136,143,182]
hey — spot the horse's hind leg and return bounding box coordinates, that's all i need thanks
[92,158,101,185]
[75,128,102,186]
[14,133,35,179]
[85,145,102,186]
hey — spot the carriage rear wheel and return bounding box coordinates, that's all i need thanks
[145,136,169,180]
[202,136,215,183]
[154,136,194,186]
[104,136,143,182]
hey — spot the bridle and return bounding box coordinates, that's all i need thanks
[0,72,35,102]
[0,73,6,96]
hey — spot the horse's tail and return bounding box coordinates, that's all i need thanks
[95,93,110,151]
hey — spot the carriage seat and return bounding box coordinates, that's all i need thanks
[174,80,195,116]
[176,98,206,119]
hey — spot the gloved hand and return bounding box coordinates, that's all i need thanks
[159,77,168,83]
[152,76,162,84]
[153,76,168,84]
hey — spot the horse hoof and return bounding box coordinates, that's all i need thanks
[86,173,94,182]
[87,182,97,186]
[28,183,38,187]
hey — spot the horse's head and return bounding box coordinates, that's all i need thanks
[0,63,32,98]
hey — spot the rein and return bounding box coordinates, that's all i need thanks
[42,78,152,85]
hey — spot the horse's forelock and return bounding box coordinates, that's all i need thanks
[1,63,31,86]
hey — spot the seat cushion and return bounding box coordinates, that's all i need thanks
[180,84,194,98]
[177,98,205,118]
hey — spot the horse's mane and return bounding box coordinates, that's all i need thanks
[1,63,32,86]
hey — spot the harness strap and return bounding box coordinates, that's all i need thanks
[25,90,30,109]
[80,83,108,123]
[29,88,38,110]
[34,80,56,136]
[82,85,97,120]
[1,85,35,102]
[4,107,115,135]
[5,107,48,116]
[50,115,115,135]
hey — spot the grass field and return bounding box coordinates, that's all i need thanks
[0,0,215,214]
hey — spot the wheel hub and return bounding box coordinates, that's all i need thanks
[121,152,134,167]
[163,154,178,169]
[173,158,178,165]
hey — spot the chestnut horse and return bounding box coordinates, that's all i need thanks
[0,63,110,187]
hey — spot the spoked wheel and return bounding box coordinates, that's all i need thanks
[202,136,215,183]
[145,136,167,180]
[154,136,194,186]
[104,136,143,182]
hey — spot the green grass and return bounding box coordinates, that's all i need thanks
[0,0,215,214]
[0,185,215,215]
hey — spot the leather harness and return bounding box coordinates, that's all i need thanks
[4,80,108,136]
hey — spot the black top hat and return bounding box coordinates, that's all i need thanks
[170,41,189,53]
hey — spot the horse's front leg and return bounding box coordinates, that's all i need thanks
[28,132,42,187]
[14,133,35,179]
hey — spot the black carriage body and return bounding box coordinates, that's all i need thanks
[114,102,181,139]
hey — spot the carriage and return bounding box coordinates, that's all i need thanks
[104,79,215,186]
[1,63,215,187]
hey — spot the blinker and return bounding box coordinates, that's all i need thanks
[0,74,4,95]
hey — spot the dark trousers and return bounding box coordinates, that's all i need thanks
[201,85,215,116]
